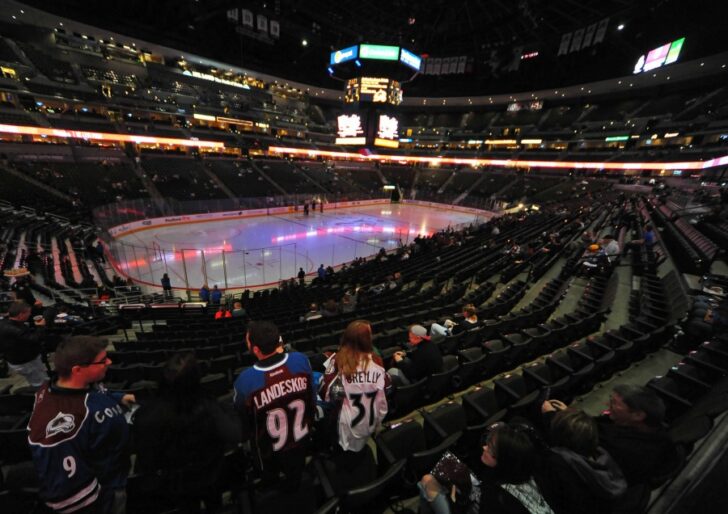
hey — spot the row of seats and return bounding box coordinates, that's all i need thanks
[649,201,710,274]
[255,269,697,513]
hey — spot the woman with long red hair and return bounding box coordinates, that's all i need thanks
[319,320,391,453]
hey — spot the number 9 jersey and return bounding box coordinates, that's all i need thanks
[233,352,315,470]
[27,383,130,513]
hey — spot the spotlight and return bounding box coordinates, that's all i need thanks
[617,24,625,30]
[302,39,308,47]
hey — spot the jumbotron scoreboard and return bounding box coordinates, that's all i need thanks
[328,44,421,149]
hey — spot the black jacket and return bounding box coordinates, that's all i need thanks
[0,319,44,364]
[596,416,678,486]
[397,339,443,382]
[536,446,627,514]
[133,394,240,494]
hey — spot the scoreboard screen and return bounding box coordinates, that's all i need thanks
[335,114,366,145]
[335,109,399,148]
[344,78,360,103]
[374,114,399,148]
[633,37,685,74]
[344,77,402,105]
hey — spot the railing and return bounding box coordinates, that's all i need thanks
[106,236,394,294]
[92,192,387,232]
[93,193,493,294]
[93,193,402,293]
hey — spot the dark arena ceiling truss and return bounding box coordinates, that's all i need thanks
[16,0,728,96]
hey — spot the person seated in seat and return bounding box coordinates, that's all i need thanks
[623,224,656,262]
[506,240,523,261]
[597,385,678,486]
[214,306,232,319]
[388,324,443,386]
[542,386,678,487]
[320,299,339,318]
[0,300,49,388]
[301,303,323,322]
[53,304,84,326]
[581,243,606,276]
[231,301,247,318]
[134,352,240,514]
[599,234,620,264]
[431,304,479,342]
[419,421,554,514]
[535,408,627,514]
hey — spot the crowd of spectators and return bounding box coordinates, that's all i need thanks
[11,308,683,514]
[0,188,724,513]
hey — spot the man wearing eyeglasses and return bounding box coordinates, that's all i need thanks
[28,336,135,514]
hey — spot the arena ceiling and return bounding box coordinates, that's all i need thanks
[16,0,728,96]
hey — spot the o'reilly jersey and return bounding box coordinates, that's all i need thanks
[321,355,390,452]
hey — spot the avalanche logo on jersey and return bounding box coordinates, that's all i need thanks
[45,412,76,438]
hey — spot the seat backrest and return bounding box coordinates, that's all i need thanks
[462,386,504,423]
[459,347,483,362]
[0,428,32,464]
[391,377,427,418]
[427,359,459,399]
[314,497,340,514]
[0,393,35,416]
[375,420,426,465]
[483,339,508,352]
[423,402,467,446]
[341,459,406,512]
[409,431,462,478]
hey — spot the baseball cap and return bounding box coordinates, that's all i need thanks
[410,324,430,340]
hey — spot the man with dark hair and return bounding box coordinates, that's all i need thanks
[0,300,48,387]
[28,336,135,513]
[597,384,678,486]
[11,275,39,308]
[542,384,678,486]
[233,321,315,487]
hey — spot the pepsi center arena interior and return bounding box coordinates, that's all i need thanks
[0,0,728,513]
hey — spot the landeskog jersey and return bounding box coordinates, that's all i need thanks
[27,383,129,513]
[233,352,315,468]
[320,354,390,451]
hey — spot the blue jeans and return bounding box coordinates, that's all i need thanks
[430,323,451,343]
[8,355,48,388]
[418,480,451,514]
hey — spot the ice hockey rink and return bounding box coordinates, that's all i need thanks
[110,203,490,290]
